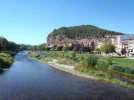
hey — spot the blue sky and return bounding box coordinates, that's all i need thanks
[0,0,134,45]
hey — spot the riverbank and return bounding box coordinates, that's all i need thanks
[28,51,97,79]
[0,51,17,71]
[46,59,97,80]
[29,51,134,89]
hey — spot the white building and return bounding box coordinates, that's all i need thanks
[111,35,134,54]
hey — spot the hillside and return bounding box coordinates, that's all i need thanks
[47,25,124,46]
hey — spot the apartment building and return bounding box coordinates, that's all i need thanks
[111,35,134,54]
[128,38,134,53]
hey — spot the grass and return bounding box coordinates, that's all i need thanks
[113,58,134,67]
[44,51,134,67]
[57,58,77,66]
[1,51,17,57]
[40,57,52,63]
[28,51,40,58]
[99,56,134,68]
[75,66,134,89]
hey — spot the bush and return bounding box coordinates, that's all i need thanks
[107,57,113,65]
[2,51,17,57]
[70,52,76,60]
[124,67,134,75]
[83,54,98,68]
[96,60,109,69]
[0,53,14,68]
[111,65,134,75]
[54,53,58,57]
[111,65,125,73]
[78,56,85,62]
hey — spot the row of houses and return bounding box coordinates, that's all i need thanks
[48,35,134,54]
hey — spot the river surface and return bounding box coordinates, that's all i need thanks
[0,51,134,100]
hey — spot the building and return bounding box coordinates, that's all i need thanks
[111,35,134,54]
[128,38,134,53]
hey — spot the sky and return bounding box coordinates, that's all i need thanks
[0,0,134,45]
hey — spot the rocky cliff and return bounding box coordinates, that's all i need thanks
[47,25,124,46]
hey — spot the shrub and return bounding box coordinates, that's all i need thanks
[96,60,109,69]
[65,55,70,59]
[54,53,58,57]
[111,65,125,73]
[124,67,134,75]
[111,65,134,75]
[107,57,113,65]
[71,52,76,60]
[0,53,14,68]
[78,56,85,62]
[2,51,16,57]
[83,54,98,68]
[62,53,65,57]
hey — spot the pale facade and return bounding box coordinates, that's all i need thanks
[111,35,134,54]
[111,36,122,53]
[128,38,134,53]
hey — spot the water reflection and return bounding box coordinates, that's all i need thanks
[0,69,4,74]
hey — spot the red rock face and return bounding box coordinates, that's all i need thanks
[47,33,94,46]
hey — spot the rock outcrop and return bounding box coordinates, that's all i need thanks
[46,25,124,46]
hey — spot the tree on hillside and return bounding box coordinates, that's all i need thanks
[100,41,116,54]
[52,25,124,39]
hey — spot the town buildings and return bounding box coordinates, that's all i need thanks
[110,35,134,55]
[48,34,134,56]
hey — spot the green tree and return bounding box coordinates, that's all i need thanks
[95,48,101,52]
[56,46,63,51]
[52,25,124,39]
[0,37,9,50]
[45,47,51,51]
[95,48,101,54]
[83,54,98,68]
[37,44,46,51]
[100,41,116,54]
[8,41,17,50]
[62,45,70,51]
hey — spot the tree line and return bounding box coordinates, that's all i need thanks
[50,25,124,39]
[0,37,19,51]
[0,37,33,51]
[33,41,116,54]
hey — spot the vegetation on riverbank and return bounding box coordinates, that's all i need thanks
[29,51,134,89]
[0,37,21,71]
[0,53,14,69]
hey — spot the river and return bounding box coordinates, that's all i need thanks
[0,51,134,100]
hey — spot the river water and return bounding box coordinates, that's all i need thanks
[0,51,134,100]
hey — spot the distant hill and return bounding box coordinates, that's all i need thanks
[47,25,124,46]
